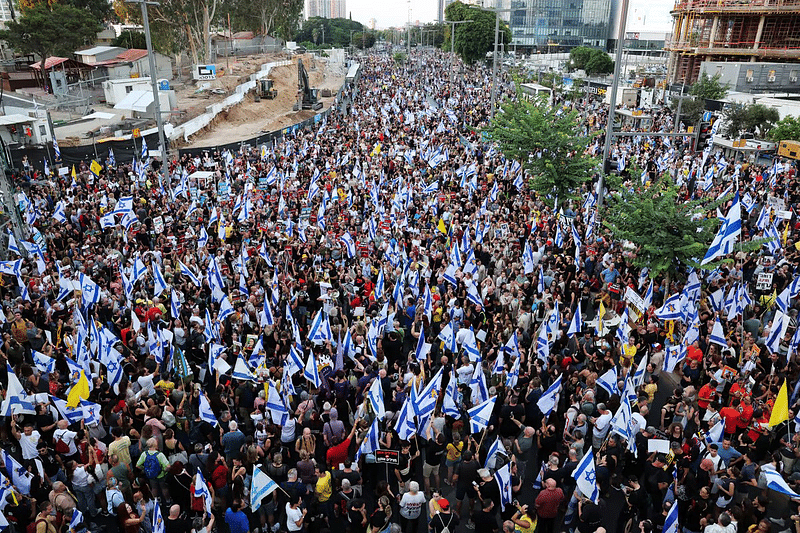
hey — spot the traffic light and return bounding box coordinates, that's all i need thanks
[697,121,713,149]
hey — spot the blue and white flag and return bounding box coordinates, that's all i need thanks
[655,293,683,321]
[467,395,496,434]
[193,468,213,516]
[304,350,321,388]
[485,437,507,469]
[443,370,461,419]
[53,135,61,162]
[355,418,381,461]
[395,396,417,441]
[663,494,679,533]
[152,263,169,297]
[250,465,278,511]
[416,367,444,417]
[573,448,599,503]
[537,375,562,417]
[32,350,56,374]
[709,320,727,347]
[596,367,618,397]
[495,463,513,511]
[701,192,741,265]
[1,448,32,495]
[367,377,386,420]
[153,496,165,533]
[198,393,218,427]
[177,260,200,287]
[763,468,800,498]
[415,329,432,362]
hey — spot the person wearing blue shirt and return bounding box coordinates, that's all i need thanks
[221,420,246,461]
[225,500,250,533]
[601,263,620,284]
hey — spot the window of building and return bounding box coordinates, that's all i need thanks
[39,125,46,136]
[125,85,134,93]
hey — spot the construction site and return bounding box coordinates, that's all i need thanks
[665,0,800,84]
[42,52,346,150]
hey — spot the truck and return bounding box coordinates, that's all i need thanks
[778,140,800,160]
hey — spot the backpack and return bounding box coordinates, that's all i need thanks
[142,451,162,479]
[439,514,453,533]
[27,519,48,533]
[54,431,70,455]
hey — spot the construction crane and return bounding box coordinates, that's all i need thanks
[293,58,323,111]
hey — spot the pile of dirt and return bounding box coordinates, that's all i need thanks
[179,54,346,149]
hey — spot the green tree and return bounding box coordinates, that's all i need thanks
[295,17,363,48]
[353,32,376,49]
[112,30,148,49]
[444,1,509,65]
[671,95,706,130]
[723,103,779,139]
[603,177,745,286]
[690,72,729,100]
[223,0,303,41]
[0,3,99,88]
[768,116,800,142]
[569,46,613,75]
[484,88,598,206]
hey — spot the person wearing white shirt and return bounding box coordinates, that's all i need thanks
[591,403,612,449]
[286,494,306,532]
[11,419,41,460]
[54,419,80,457]
[456,356,474,386]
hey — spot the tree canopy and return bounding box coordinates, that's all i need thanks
[768,116,800,142]
[484,89,598,206]
[295,18,364,48]
[690,72,729,100]
[568,46,613,75]
[723,103,779,139]
[444,1,510,65]
[0,2,99,80]
[112,30,148,50]
[603,177,737,285]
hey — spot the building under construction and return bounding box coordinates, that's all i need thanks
[665,0,800,84]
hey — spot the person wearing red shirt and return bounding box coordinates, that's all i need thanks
[698,381,718,410]
[326,422,358,468]
[737,396,754,431]
[719,399,742,437]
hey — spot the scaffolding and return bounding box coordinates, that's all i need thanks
[665,0,800,83]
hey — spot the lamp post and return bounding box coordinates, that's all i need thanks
[125,0,169,173]
[445,19,472,87]
[598,0,631,209]
[468,5,513,121]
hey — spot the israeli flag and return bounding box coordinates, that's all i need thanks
[32,350,56,374]
[506,357,520,389]
[395,397,417,441]
[568,309,583,337]
[655,293,683,321]
[495,463,513,511]
[1,448,32,494]
[250,466,278,511]
[415,329,431,362]
[467,395,496,434]
[705,419,725,445]
[537,375,563,417]
[416,367,444,417]
[152,263,169,297]
[340,232,357,258]
[596,367,618,397]
[763,468,800,499]
[367,377,386,420]
[442,371,461,419]
[663,497,679,533]
[355,418,381,461]
[573,448,599,503]
[198,393,218,427]
[485,437,507,469]
[709,320,727,347]
[193,468,214,516]
[304,350,321,388]
[178,260,201,287]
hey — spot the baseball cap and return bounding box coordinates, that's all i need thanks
[438,498,449,510]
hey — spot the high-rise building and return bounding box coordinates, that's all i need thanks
[305,0,347,19]
[665,0,800,85]
[506,0,618,51]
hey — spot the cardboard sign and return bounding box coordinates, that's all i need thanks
[153,216,164,235]
[755,272,773,291]
[375,449,400,465]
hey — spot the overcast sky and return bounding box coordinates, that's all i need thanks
[346,0,675,35]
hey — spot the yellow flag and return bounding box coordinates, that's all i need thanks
[66,370,90,408]
[71,165,77,179]
[437,218,447,234]
[769,379,789,427]
[783,220,790,246]
[90,159,102,177]
[597,302,606,336]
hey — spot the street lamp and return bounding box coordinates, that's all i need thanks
[468,5,513,121]
[445,19,472,87]
[598,0,631,209]
[126,0,169,174]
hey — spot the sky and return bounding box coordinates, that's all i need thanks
[345,0,675,34]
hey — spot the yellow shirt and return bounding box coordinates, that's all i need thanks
[446,442,463,462]
[644,383,658,402]
[515,514,537,533]
[315,471,332,502]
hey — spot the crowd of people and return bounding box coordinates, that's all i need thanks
[0,46,799,533]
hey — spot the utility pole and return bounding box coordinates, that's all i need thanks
[126,0,169,174]
[468,5,512,121]
[598,0,630,209]
[446,20,471,87]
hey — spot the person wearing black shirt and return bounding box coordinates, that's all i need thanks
[476,468,500,515]
[498,396,526,439]
[430,499,459,533]
[424,432,447,494]
[165,504,191,533]
[347,498,368,533]
[472,499,499,533]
